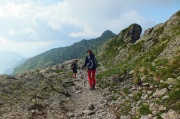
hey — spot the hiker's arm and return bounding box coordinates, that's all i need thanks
[82,56,88,69]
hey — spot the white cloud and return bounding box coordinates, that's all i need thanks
[7,28,17,35]
[0,37,55,57]
[1,0,175,40]
[69,27,100,38]
[0,0,179,57]
[22,28,37,39]
[109,11,155,33]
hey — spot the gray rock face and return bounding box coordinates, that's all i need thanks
[139,10,180,57]
[161,109,180,119]
[153,88,168,98]
[117,23,142,43]
[164,10,180,36]
[127,24,142,43]
[157,35,180,59]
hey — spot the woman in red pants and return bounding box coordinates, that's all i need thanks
[82,50,98,90]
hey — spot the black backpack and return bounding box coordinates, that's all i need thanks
[87,55,98,69]
[71,62,77,69]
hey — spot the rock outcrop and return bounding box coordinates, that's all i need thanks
[117,23,142,43]
[96,10,180,119]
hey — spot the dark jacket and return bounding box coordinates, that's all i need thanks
[71,62,77,69]
[83,54,97,70]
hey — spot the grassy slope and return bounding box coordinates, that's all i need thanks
[96,14,180,118]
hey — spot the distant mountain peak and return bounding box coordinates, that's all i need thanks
[100,30,116,37]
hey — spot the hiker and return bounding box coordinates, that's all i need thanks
[82,50,98,90]
[71,59,78,79]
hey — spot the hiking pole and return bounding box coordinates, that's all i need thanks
[80,69,87,91]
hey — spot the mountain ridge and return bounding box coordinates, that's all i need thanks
[13,30,116,75]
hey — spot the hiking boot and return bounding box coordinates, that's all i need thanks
[90,87,93,90]
[92,85,95,90]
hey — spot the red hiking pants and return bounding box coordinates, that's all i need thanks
[87,70,96,88]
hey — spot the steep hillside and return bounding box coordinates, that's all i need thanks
[96,10,180,118]
[97,23,142,66]
[97,10,179,79]
[13,30,116,75]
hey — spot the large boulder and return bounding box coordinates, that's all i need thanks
[117,23,142,43]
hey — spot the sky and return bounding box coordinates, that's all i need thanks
[0,0,179,58]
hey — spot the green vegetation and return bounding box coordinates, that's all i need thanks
[115,100,132,117]
[154,26,165,34]
[130,40,145,52]
[159,83,169,89]
[138,104,151,115]
[14,30,116,75]
[155,56,180,79]
[97,33,179,89]
[167,81,180,112]
[133,92,142,102]
[54,69,64,74]
[168,80,180,103]
[123,87,130,94]
[96,15,180,117]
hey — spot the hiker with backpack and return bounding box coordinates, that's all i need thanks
[82,50,98,90]
[71,59,78,79]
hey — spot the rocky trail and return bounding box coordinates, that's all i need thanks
[1,64,180,119]
[0,69,115,119]
[60,70,116,119]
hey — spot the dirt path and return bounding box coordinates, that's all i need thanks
[64,70,116,119]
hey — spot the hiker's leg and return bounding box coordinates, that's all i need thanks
[92,70,96,87]
[87,70,93,88]
[74,73,76,79]
[73,69,77,78]
[74,69,77,78]
[72,70,74,78]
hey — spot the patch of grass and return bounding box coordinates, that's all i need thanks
[117,100,132,116]
[133,76,141,85]
[102,36,125,61]
[166,80,180,112]
[99,68,119,78]
[168,88,180,103]
[138,104,151,115]
[67,70,73,77]
[155,59,168,66]
[130,40,145,52]
[96,67,121,88]
[171,102,180,113]
[156,113,163,119]
[96,77,109,89]
[111,95,118,101]
[159,68,174,78]
[155,56,180,79]
[154,26,164,34]
[159,83,169,89]
[133,92,142,102]
[123,87,130,94]
[54,70,64,73]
